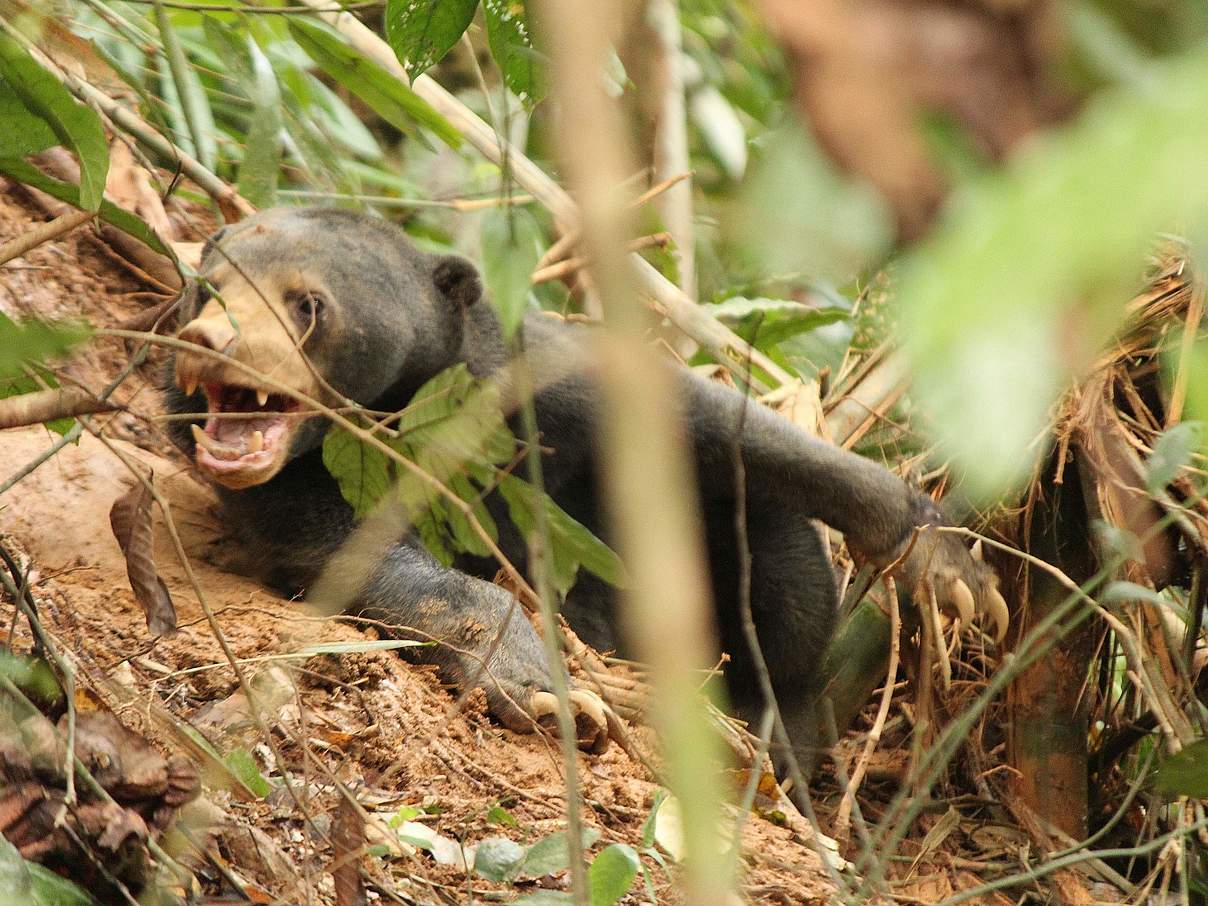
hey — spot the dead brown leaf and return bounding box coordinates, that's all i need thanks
[109,476,177,636]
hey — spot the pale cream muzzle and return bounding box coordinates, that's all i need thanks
[173,271,325,490]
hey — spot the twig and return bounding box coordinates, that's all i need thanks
[277,189,535,210]
[646,0,696,303]
[530,233,672,286]
[835,577,900,838]
[61,73,253,220]
[0,387,116,429]
[0,208,95,265]
[1165,279,1204,426]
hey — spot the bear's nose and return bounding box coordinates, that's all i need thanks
[179,318,237,355]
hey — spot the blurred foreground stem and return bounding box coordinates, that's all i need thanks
[542,1,733,901]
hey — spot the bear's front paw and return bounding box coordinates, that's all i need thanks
[530,689,610,755]
[876,497,1009,644]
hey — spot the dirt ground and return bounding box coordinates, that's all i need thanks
[0,186,838,902]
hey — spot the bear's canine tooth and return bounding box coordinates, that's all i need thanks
[256,389,269,407]
[249,430,264,453]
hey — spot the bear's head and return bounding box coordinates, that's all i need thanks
[167,207,485,490]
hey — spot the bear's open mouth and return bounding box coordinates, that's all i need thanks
[185,381,301,483]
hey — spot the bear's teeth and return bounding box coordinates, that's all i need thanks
[256,389,269,407]
[183,377,197,397]
[249,430,264,453]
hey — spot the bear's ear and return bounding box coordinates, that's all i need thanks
[432,255,482,309]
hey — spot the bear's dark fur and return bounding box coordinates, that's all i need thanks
[165,207,1001,765]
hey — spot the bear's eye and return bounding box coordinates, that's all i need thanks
[288,290,325,330]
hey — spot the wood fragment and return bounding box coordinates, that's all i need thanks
[0,387,115,430]
[0,208,94,266]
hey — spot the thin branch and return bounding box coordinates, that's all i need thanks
[0,208,95,265]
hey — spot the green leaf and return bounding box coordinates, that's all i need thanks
[0,836,32,902]
[588,843,639,906]
[640,789,668,849]
[0,83,56,159]
[1146,421,1203,493]
[153,1,216,171]
[238,38,283,208]
[473,836,526,881]
[0,312,90,382]
[1101,581,1170,607]
[480,208,542,338]
[708,297,850,351]
[203,18,281,207]
[499,475,626,595]
[519,827,600,878]
[1154,738,1208,799]
[901,48,1208,500]
[288,18,461,148]
[482,0,546,105]
[224,747,273,798]
[28,861,97,906]
[0,32,108,210]
[0,157,170,256]
[0,369,75,437]
[0,652,63,706]
[487,803,519,827]
[385,0,478,81]
[322,427,393,518]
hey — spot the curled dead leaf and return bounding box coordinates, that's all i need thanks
[109,476,176,635]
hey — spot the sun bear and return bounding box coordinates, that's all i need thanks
[164,207,1005,763]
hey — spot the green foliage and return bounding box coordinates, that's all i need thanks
[487,803,519,826]
[482,0,546,105]
[587,843,639,905]
[707,296,850,353]
[900,48,1208,499]
[0,653,63,708]
[1145,421,1203,493]
[473,836,526,880]
[480,208,542,337]
[202,19,281,208]
[498,475,626,595]
[0,158,169,256]
[223,747,274,798]
[288,18,462,148]
[321,365,622,593]
[323,426,392,520]
[153,0,216,170]
[0,836,96,906]
[1154,738,1208,798]
[518,827,601,877]
[0,31,108,210]
[0,312,90,384]
[386,0,478,81]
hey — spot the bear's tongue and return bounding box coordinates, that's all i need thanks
[192,418,286,461]
[192,383,294,463]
